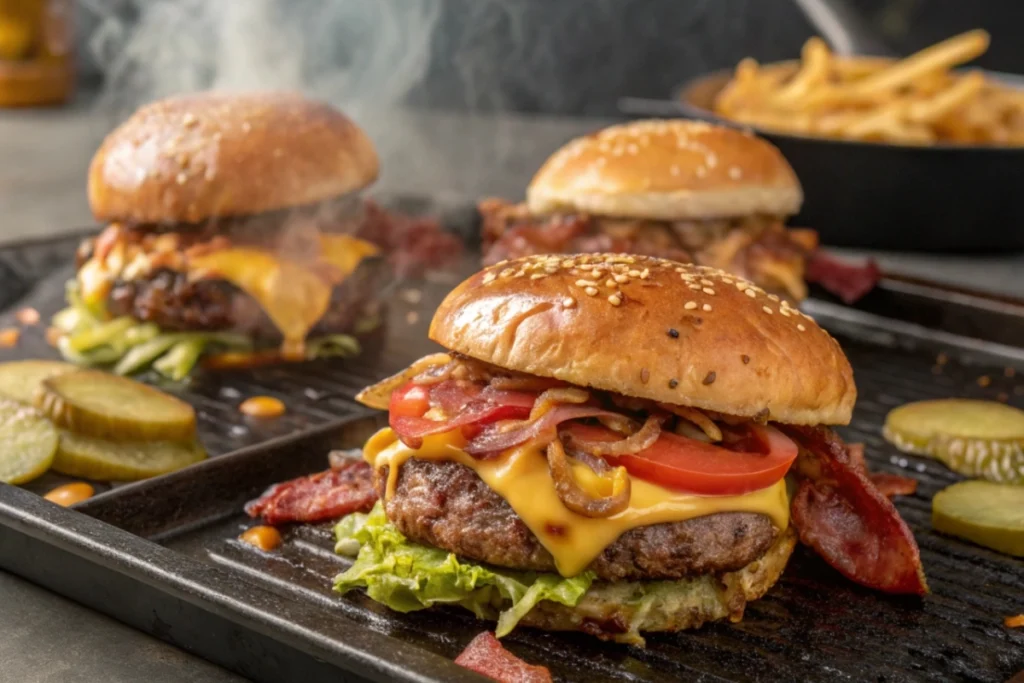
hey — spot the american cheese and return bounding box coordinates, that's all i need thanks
[364,427,791,577]
[77,228,379,354]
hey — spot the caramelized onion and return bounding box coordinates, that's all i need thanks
[355,353,451,409]
[529,387,589,420]
[488,375,567,392]
[658,404,722,442]
[597,414,639,436]
[546,438,630,518]
[564,414,663,457]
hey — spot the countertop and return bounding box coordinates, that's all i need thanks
[0,99,1023,683]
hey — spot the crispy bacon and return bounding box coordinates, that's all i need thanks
[781,426,928,596]
[245,459,377,525]
[805,251,882,304]
[454,632,553,683]
[846,442,919,498]
[358,200,462,277]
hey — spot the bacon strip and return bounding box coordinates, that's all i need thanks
[781,426,928,596]
[805,251,882,304]
[455,632,553,683]
[846,442,919,498]
[245,459,377,525]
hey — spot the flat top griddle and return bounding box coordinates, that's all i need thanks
[0,201,1022,683]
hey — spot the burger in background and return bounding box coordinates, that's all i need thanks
[55,91,460,379]
[479,119,818,302]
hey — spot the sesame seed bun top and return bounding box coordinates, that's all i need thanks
[430,253,854,426]
[526,120,803,221]
[88,91,379,225]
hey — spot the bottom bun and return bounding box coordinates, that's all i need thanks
[519,526,797,645]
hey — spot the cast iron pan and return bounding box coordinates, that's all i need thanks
[619,72,1024,252]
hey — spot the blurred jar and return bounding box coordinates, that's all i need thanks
[0,0,74,107]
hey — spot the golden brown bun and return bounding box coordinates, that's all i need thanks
[88,91,379,224]
[527,120,802,220]
[430,254,854,425]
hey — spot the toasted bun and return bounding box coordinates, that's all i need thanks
[527,119,802,221]
[430,254,855,425]
[88,91,379,224]
[519,527,796,644]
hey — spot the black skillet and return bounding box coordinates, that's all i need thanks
[619,0,1024,252]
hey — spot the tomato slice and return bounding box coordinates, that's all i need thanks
[561,423,798,495]
[390,383,430,417]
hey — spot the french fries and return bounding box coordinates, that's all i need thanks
[712,30,1024,146]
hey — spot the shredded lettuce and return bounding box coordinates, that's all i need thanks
[333,503,594,636]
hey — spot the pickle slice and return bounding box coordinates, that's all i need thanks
[0,400,59,484]
[52,431,206,481]
[883,399,1024,483]
[0,360,77,405]
[36,370,197,443]
[932,481,1024,557]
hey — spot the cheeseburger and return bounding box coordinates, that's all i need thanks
[480,120,818,302]
[60,91,387,378]
[337,254,925,644]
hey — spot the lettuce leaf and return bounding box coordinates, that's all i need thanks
[333,503,594,636]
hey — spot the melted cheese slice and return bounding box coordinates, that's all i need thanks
[364,427,790,577]
[79,230,379,355]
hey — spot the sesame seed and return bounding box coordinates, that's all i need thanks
[530,273,546,280]
[544,265,558,274]
[745,289,756,298]
[780,308,790,317]
[575,279,596,287]
[797,324,806,331]
[608,294,622,306]
[762,306,773,315]
[605,279,617,288]
[702,304,712,312]
[640,269,650,279]
[668,328,679,338]
[640,368,650,384]
[684,301,697,310]
[175,172,188,185]
[741,355,750,364]
[669,379,679,389]
[703,371,716,385]
[562,297,576,308]
[500,268,515,278]
[585,287,598,297]
[721,277,733,284]
[700,279,714,287]
[614,274,629,283]
[689,285,701,291]
[483,272,496,284]
[768,294,780,302]
[182,112,198,126]
[702,287,715,295]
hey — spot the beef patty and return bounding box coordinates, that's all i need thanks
[104,255,387,338]
[378,459,778,581]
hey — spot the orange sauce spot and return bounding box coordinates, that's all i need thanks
[15,307,40,325]
[202,350,282,370]
[1006,614,1024,629]
[0,328,20,348]
[44,482,95,507]
[240,525,282,551]
[45,327,63,347]
[239,396,286,418]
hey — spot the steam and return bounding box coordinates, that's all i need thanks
[83,0,440,116]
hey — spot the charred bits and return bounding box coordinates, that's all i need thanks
[703,371,716,385]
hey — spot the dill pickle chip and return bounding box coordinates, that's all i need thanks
[52,431,206,481]
[0,400,59,484]
[883,399,1024,483]
[932,481,1024,557]
[0,360,77,405]
[36,370,197,442]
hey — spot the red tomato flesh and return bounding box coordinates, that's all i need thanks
[562,423,798,495]
[390,383,431,417]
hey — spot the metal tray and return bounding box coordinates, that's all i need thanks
[1,203,1023,682]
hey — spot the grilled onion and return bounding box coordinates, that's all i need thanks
[658,404,723,442]
[355,353,451,409]
[547,438,630,518]
[564,414,663,457]
[529,387,589,420]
